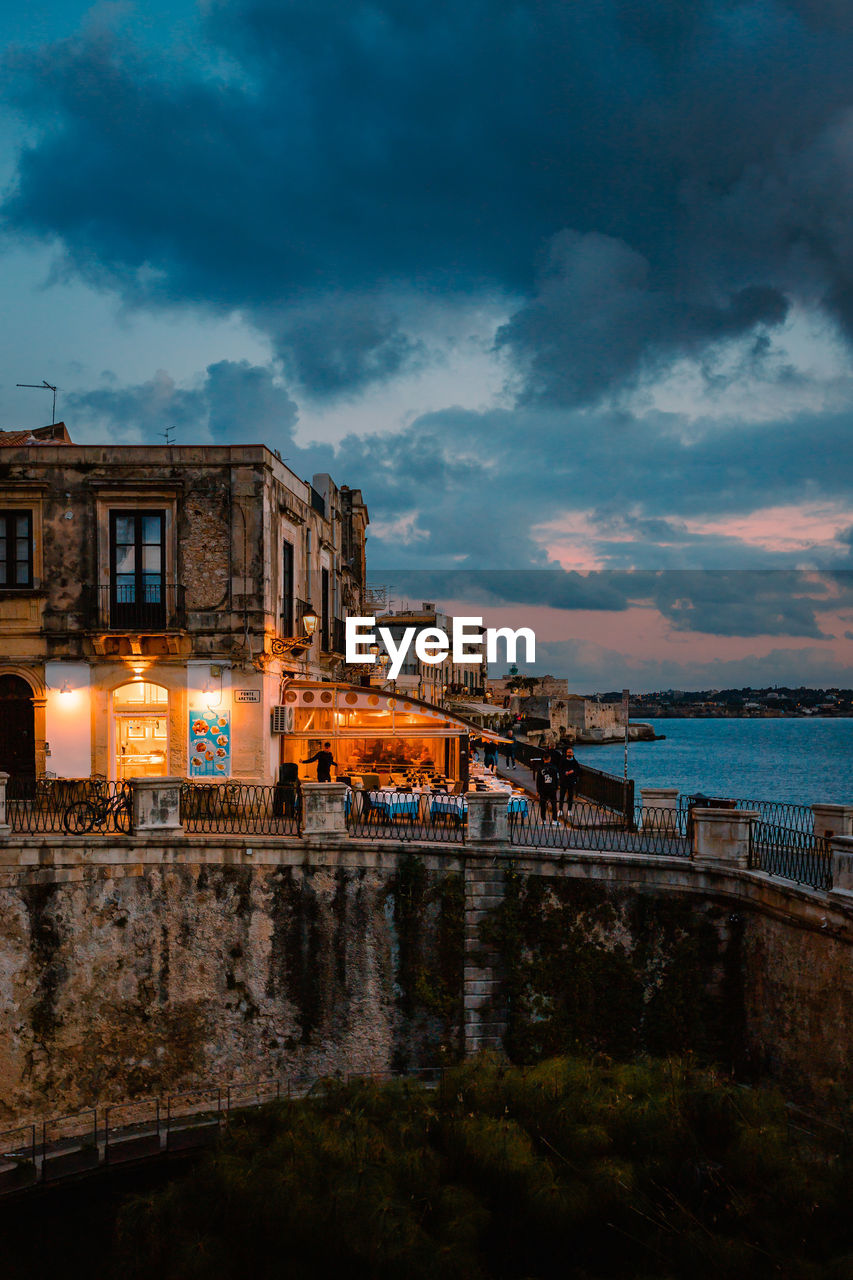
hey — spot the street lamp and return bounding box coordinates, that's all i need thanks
[270,604,320,657]
[301,605,319,638]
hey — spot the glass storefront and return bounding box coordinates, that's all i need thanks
[113,681,169,779]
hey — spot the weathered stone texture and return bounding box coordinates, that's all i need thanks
[742,912,853,1104]
[182,487,231,612]
[2,844,853,1123]
[0,861,461,1124]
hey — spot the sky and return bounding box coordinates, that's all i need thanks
[1,0,852,690]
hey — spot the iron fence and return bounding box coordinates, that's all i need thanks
[0,1066,445,1196]
[347,788,466,842]
[682,794,816,838]
[749,822,832,890]
[679,794,832,889]
[180,783,300,835]
[509,802,690,856]
[6,777,132,835]
[87,583,185,631]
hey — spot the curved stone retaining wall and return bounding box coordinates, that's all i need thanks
[0,835,851,1123]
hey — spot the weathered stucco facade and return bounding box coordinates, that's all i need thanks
[0,438,368,783]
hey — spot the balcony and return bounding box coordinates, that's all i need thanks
[331,616,346,654]
[89,583,186,631]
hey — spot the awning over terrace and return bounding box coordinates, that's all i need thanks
[276,682,511,782]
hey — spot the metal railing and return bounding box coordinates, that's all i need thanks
[6,777,132,835]
[180,783,301,835]
[682,795,816,837]
[749,822,832,890]
[327,616,346,654]
[88,583,186,631]
[679,794,832,890]
[347,789,466,843]
[0,1066,444,1196]
[509,801,690,856]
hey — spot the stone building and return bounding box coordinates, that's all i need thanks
[0,427,368,783]
[373,603,489,706]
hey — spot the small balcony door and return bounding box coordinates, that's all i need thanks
[109,511,166,629]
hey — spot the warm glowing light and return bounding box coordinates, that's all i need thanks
[302,606,319,638]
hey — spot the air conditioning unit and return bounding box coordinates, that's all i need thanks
[271,706,294,734]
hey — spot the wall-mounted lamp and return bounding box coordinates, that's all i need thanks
[202,679,222,710]
[270,603,321,658]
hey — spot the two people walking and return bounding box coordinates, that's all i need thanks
[536,745,582,823]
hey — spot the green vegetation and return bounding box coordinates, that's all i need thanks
[114,1057,853,1279]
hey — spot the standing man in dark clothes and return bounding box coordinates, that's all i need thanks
[302,741,335,781]
[560,746,582,820]
[536,749,561,823]
[502,735,515,768]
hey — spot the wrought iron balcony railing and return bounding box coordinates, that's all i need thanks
[89,583,186,631]
[330,616,346,654]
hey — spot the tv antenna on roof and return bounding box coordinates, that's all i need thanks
[160,424,175,445]
[17,380,57,424]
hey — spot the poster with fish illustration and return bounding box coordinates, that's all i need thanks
[188,707,231,777]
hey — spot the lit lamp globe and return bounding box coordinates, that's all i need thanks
[301,606,319,639]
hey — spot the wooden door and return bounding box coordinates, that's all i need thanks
[0,674,35,779]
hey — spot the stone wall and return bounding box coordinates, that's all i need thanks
[0,852,464,1125]
[1,837,853,1123]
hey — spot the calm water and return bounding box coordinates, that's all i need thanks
[574,718,853,807]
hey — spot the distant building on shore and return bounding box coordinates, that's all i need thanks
[491,674,655,744]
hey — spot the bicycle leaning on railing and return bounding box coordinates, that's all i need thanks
[62,781,133,834]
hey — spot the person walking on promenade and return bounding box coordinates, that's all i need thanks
[502,735,515,768]
[483,740,498,773]
[302,741,335,781]
[559,746,582,820]
[536,749,560,823]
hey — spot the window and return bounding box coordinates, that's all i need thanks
[282,539,294,635]
[321,567,330,650]
[0,511,33,588]
[109,510,166,626]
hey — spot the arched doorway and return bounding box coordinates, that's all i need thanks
[0,674,36,779]
[112,681,169,780]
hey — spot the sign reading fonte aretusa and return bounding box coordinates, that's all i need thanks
[234,689,261,703]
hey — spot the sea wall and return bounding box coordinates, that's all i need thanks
[1,838,852,1122]
[484,867,853,1110]
[0,847,464,1124]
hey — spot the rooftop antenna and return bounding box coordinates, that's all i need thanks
[17,380,57,424]
[160,424,175,445]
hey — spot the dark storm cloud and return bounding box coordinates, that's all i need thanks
[268,299,424,400]
[495,230,789,406]
[5,0,853,399]
[66,359,299,444]
[61,352,852,641]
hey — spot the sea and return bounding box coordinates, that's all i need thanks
[572,717,853,808]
